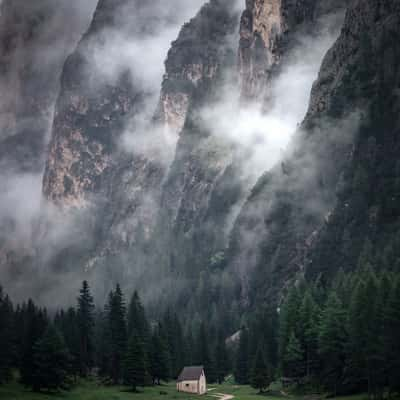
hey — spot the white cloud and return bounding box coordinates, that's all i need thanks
[200,18,342,181]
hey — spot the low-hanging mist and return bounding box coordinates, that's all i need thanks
[0,0,350,313]
[201,12,344,183]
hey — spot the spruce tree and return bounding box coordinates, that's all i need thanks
[127,291,151,383]
[124,333,146,392]
[162,310,185,378]
[279,286,301,370]
[347,271,382,395]
[0,287,14,383]
[283,333,304,379]
[251,347,272,393]
[20,300,48,388]
[196,322,216,383]
[95,309,112,379]
[234,327,250,384]
[149,324,170,384]
[127,291,149,340]
[31,325,71,392]
[299,290,319,378]
[54,307,80,378]
[382,277,400,395]
[215,330,230,384]
[107,285,127,384]
[77,280,95,376]
[318,292,347,395]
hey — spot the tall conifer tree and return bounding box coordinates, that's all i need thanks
[77,280,95,376]
[124,333,146,392]
[0,287,14,383]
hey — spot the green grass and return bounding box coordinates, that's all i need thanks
[208,383,279,400]
[0,380,371,400]
[0,380,193,400]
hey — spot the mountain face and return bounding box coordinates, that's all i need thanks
[0,0,96,294]
[228,0,400,306]
[39,0,239,296]
[1,0,399,315]
[238,0,346,100]
[306,0,400,280]
[0,0,96,172]
[154,0,243,281]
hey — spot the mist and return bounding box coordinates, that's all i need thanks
[0,0,350,311]
[89,0,206,92]
[0,0,212,306]
[200,12,344,184]
[0,0,98,304]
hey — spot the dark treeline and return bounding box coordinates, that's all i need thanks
[235,268,400,398]
[1,268,400,397]
[0,281,230,392]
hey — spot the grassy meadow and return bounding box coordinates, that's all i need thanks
[0,379,371,400]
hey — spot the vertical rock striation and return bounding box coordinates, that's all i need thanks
[0,0,96,171]
[227,0,400,307]
[154,0,243,281]
[0,0,96,299]
[238,0,346,101]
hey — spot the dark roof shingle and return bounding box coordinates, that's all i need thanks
[177,366,204,382]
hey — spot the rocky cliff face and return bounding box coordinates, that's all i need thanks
[3,0,399,314]
[41,0,228,296]
[40,0,166,291]
[0,0,96,172]
[306,0,400,280]
[154,0,243,279]
[238,0,346,100]
[154,0,347,286]
[42,0,139,208]
[227,0,400,306]
[0,0,96,298]
[40,0,349,302]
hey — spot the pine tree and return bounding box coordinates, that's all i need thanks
[347,271,382,395]
[31,325,71,392]
[299,290,319,378]
[127,291,151,383]
[149,324,170,384]
[196,322,216,383]
[279,286,301,370]
[127,291,149,340]
[215,330,230,384]
[77,280,95,376]
[0,287,14,383]
[318,292,347,395]
[107,285,127,384]
[382,276,400,395]
[251,347,272,393]
[234,327,250,384]
[54,307,80,378]
[162,310,186,379]
[95,309,112,379]
[283,333,304,379]
[363,273,385,398]
[19,300,48,388]
[124,333,146,392]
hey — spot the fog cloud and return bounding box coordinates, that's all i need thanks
[201,14,343,183]
[89,0,207,92]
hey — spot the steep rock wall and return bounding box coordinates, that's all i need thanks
[0,0,96,171]
[238,0,346,100]
[227,0,400,307]
[154,0,243,279]
[306,0,400,281]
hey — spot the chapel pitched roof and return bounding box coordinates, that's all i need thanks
[177,366,204,382]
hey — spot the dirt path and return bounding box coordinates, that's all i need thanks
[208,392,234,400]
